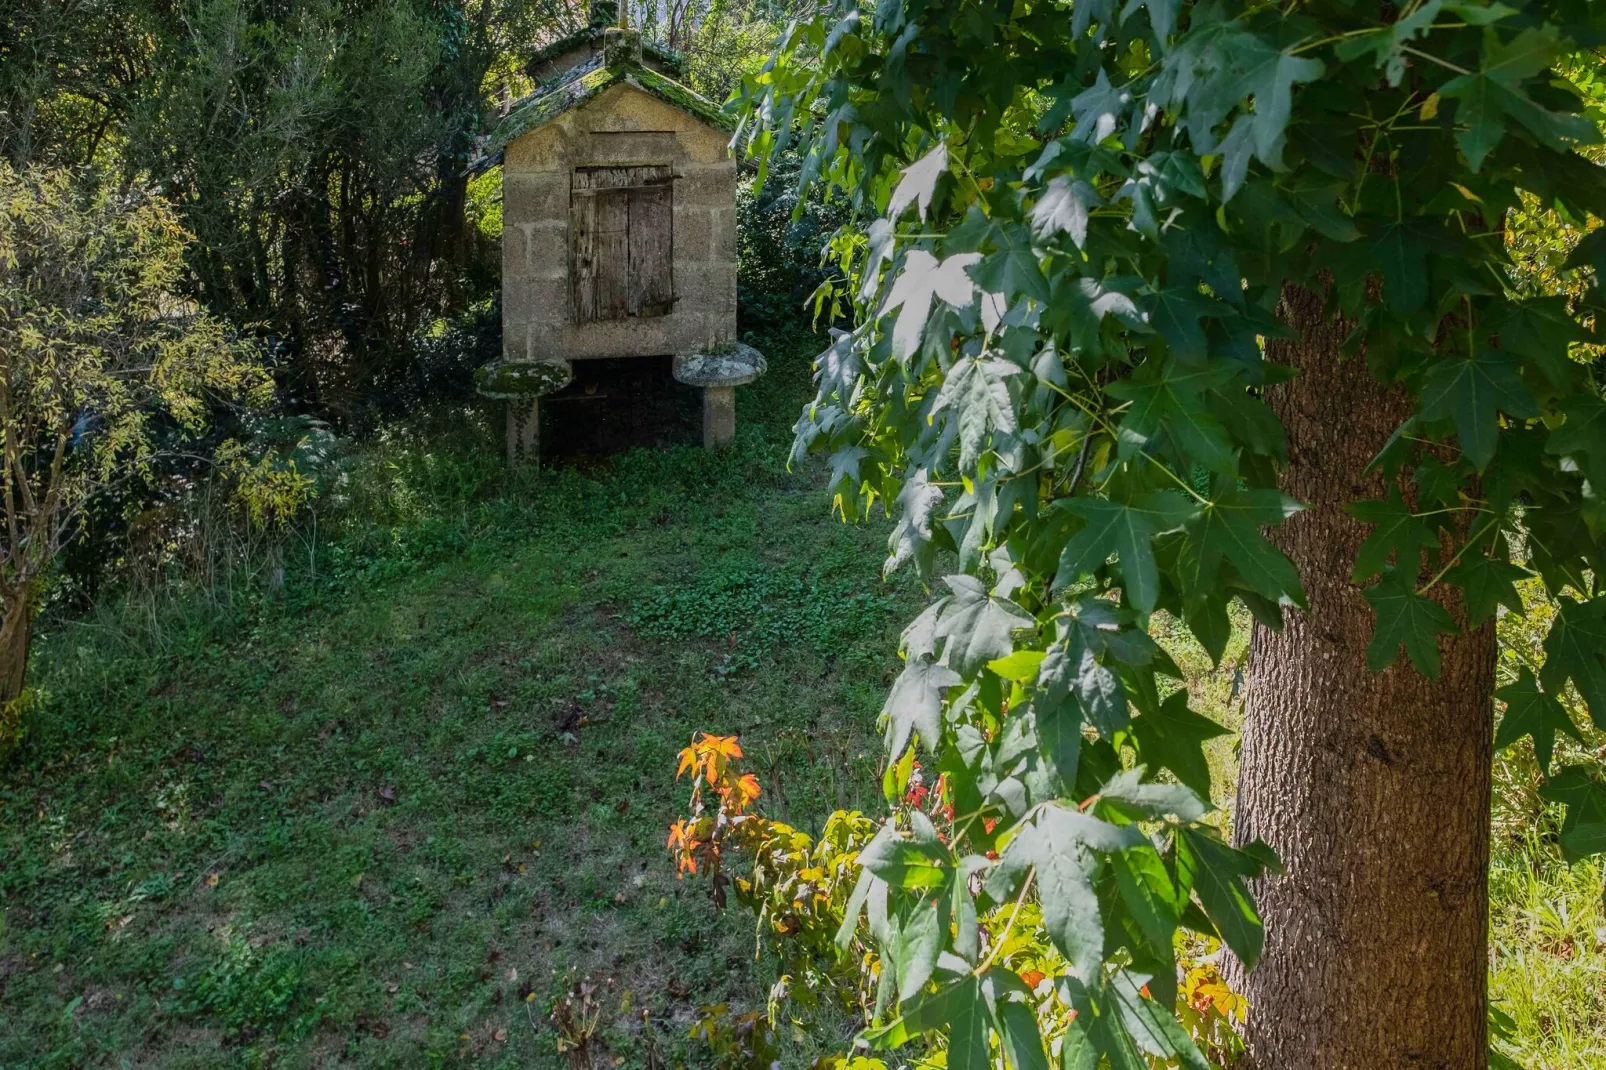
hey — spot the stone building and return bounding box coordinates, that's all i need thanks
[474,10,764,464]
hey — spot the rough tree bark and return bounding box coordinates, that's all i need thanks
[1227,283,1496,1069]
[0,594,30,704]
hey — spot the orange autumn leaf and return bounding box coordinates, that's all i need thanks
[698,733,743,785]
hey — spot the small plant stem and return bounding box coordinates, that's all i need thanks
[975,867,1035,976]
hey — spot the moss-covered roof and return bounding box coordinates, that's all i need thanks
[485,56,734,159]
[526,27,687,79]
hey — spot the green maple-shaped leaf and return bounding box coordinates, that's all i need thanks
[1538,766,1606,863]
[994,803,1142,980]
[1128,691,1228,799]
[1545,394,1606,494]
[934,574,1037,674]
[1106,360,1239,474]
[1362,568,1458,677]
[1440,27,1597,171]
[1037,616,1137,739]
[1110,848,1181,953]
[1030,175,1100,248]
[865,974,990,1069]
[1176,828,1274,968]
[883,656,963,757]
[1145,285,1218,360]
[826,445,870,492]
[1055,492,1192,612]
[1418,350,1536,469]
[1058,975,1150,1070]
[968,222,1050,303]
[886,467,947,581]
[1495,669,1581,774]
[1362,220,1431,313]
[884,250,981,360]
[1033,689,1084,793]
[934,355,1020,471]
[1233,38,1325,168]
[1346,488,1437,582]
[1540,596,1606,724]
[1097,766,1208,823]
[1109,969,1212,1070]
[1444,551,1528,629]
[889,887,947,999]
[859,814,954,890]
[1493,297,1589,391]
[1069,69,1133,145]
[889,142,948,221]
[1177,489,1306,607]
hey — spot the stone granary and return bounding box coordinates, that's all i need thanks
[474,10,764,465]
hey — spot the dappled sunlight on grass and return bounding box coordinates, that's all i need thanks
[1490,837,1606,1068]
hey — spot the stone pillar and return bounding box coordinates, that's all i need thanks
[507,398,542,467]
[474,358,573,469]
[703,386,736,448]
[672,343,767,450]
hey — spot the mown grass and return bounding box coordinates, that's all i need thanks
[0,327,1600,1068]
[0,334,926,1069]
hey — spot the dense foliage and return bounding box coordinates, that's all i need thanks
[0,164,270,754]
[724,0,1606,1064]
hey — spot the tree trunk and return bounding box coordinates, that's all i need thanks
[1227,284,1495,1068]
[0,593,31,706]
[0,593,32,762]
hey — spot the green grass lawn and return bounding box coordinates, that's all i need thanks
[0,330,1600,1068]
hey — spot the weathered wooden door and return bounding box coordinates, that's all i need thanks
[571,165,673,324]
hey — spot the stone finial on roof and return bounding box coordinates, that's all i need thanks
[603,27,643,68]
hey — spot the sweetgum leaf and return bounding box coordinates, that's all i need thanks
[1362,569,1457,677]
[883,657,963,758]
[1540,597,1606,725]
[1418,350,1536,469]
[1054,492,1192,612]
[886,468,946,581]
[890,142,948,221]
[981,969,1050,1070]
[934,575,1037,675]
[1495,669,1581,774]
[1177,490,1306,607]
[1110,970,1211,1069]
[1538,766,1606,863]
[1128,691,1228,799]
[1445,552,1528,629]
[1177,828,1271,967]
[997,803,1142,979]
[1347,488,1436,582]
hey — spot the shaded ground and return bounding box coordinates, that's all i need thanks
[0,337,923,1068]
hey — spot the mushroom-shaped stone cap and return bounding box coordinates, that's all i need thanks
[474,358,573,399]
[672,343,766,388]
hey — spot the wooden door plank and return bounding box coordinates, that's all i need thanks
[593,188,630,320]
[628,185,674,318]
[570,185,600,324]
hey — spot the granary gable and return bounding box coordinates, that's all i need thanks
[484,9,732,164]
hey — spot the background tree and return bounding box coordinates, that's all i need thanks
[744,0,1606,1065]
[0,165,270,751]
